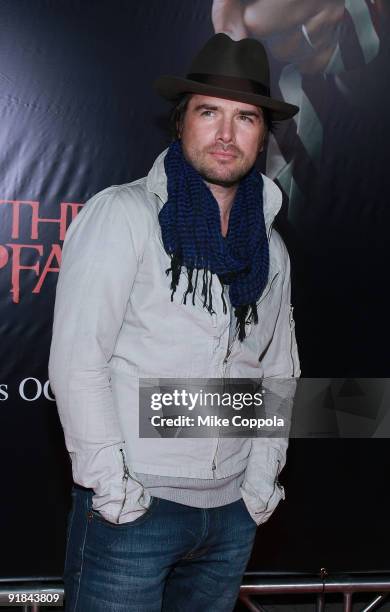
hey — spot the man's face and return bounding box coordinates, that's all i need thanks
[178,94,266,187]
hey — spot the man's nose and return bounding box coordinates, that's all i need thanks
[216,116,235,144]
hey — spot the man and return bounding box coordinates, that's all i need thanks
[49,34,300,612]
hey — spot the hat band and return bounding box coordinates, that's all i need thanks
[187,73,270,98]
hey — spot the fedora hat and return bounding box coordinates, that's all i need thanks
[154,33,298,121]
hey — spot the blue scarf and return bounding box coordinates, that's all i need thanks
[158,139,269,341]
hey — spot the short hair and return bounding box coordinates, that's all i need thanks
[169,92,275,140]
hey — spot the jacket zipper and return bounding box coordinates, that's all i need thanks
[213,221,278,478]
[222,344,233,376]
[213,335,238,478]
[210,391,224,478]
[223,320,240,374]
[116,447,131,524]
[216,270,277,474]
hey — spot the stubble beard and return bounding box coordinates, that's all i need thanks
[183,146,254,188]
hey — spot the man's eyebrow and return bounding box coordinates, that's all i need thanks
[193,104,220,112]
[236,109,261,118]
[193,104,261,118]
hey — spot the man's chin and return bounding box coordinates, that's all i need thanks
[202,174,240,188]
[199,168,250,188]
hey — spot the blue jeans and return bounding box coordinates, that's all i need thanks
[64,485,257,612]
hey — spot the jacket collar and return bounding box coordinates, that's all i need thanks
[146,147,282,237]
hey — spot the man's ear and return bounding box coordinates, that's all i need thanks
[258,137,265,154]
[260,126,269,152]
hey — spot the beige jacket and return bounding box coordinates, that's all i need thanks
[49,149,300,526]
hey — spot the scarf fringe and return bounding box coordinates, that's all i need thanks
[235,303,258,341]
[166,254,217,315]
[165,252,182,301]
[183,267,193,305]
[167,254,260,339]
[167,253,258,339]
[192,268,199,306]
[220,282,227,315]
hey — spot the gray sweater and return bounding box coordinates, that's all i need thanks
[135,470,245,507]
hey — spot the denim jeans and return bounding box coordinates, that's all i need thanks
[64,485,257,612]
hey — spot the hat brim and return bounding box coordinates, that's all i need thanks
[154,75,299,121]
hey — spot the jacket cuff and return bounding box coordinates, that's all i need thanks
[71,443,151,524]
[92,478,152,525]
[240,478,285,526]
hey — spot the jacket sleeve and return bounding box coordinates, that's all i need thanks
[48,186,151,524]
[240,235,300,526]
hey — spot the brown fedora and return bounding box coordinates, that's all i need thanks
[154,33,298,121]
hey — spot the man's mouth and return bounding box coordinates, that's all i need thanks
[209,150,237,159]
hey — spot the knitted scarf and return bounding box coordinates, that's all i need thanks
[158,139,269,341]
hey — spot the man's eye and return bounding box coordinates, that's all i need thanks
[239,115,253,123]
[201,110,214,117]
